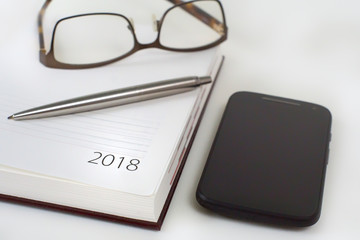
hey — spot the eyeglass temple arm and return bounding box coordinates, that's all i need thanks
[38,0,52,57]
[166,0,225,35]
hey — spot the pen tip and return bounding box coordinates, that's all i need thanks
[7,115,14,120]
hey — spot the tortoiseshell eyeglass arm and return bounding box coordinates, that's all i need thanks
[38,0,52,60]
[166,0,226,35]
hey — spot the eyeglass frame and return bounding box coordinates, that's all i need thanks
[37,0,228,69]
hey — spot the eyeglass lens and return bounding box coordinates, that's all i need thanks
[160,1,224,49]
[54,14,134,64]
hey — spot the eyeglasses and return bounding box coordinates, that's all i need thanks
[38,0,227,69]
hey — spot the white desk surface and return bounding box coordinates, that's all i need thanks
[1,0,359,239]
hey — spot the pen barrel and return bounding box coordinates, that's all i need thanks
[10,76,211,120]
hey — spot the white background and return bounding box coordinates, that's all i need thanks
[1,0,360,239]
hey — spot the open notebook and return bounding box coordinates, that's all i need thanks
[0,1,224,229]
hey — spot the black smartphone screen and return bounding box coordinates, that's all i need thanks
[196,92,332,226]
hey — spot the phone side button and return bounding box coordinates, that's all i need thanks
[326,148,330,165]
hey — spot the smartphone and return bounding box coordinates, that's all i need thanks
[196,92,332,227]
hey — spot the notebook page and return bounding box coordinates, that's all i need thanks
[0,0,218,196]
[0,89,200,195]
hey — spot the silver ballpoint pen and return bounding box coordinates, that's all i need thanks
[8,76,212,121]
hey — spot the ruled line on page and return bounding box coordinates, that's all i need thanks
[0,93,160,157]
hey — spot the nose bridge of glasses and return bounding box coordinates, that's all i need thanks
[130,14,159,45]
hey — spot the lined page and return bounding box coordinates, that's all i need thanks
[0,87,199,195]
[0,0,217,195]
[1,92,159,158]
